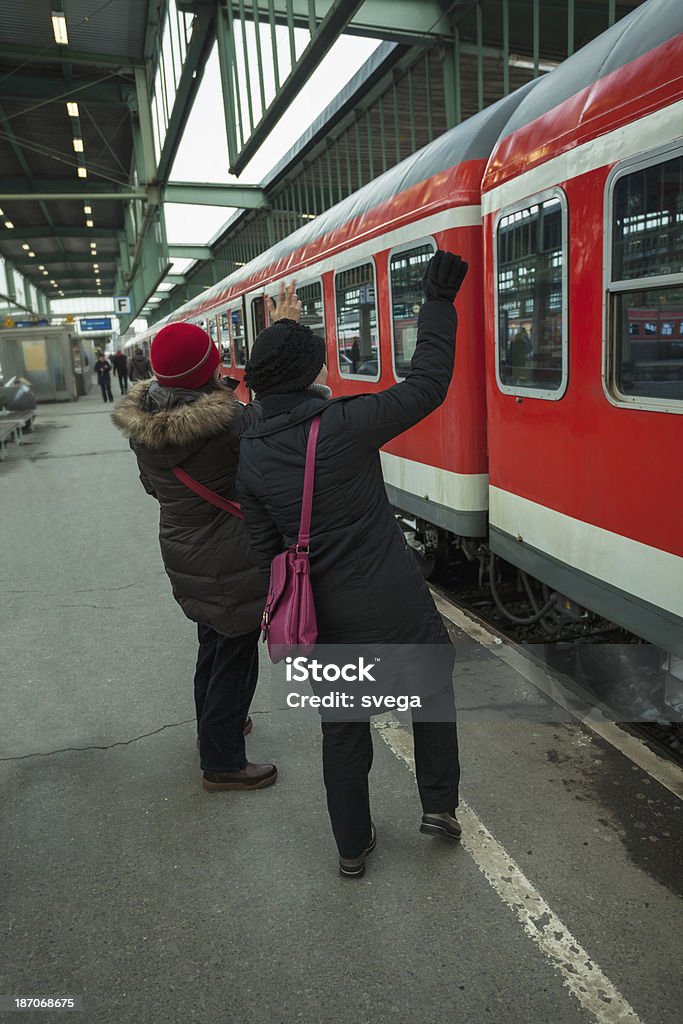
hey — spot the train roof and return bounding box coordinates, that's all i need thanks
[498,0,682,142]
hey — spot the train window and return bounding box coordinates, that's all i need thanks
[297,281,325,342]
[495,190,568,399]
[251,296,266,338]
[390,241,436,378]
[607,149,683,408]
[335,262,379,379]
[207,316,218,346]
[232,307,247,367]
[219,312,232,366]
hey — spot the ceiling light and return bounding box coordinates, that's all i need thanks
[51,12,69,46]
[22,243,30,250]
[72,138,84,153]
[28,251,35,257]
[59,291,64,296]
[84,204,92,214]
[42,271,49,276]
[77,167,87,179]
[93,264,99,270]
[38,265,45,270]
[4,221,14,229]
[0,208,3,216]
[66,102,79,117]
[86,219,93,227]
[50,279,56,284]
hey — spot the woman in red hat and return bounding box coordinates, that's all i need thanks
[112,288,300,792]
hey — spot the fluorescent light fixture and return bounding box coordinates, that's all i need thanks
[21,243,30,250]
[90,241,96,248]
[86,219,94,227]
[67,102,79,117]
[72,138,84,153]
[51,12,68,45]
[300,213,316,220]
[77,166,87,179]
[38,265,45,270]
[4,221,14,229]
[51,12,69,46]
[508,53,559,72]
[93,264,99,269]
[0,208,3,216]
[42,270,48,275]
[28,251,35,257]
[83,204,92,214]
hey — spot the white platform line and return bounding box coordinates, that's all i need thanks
[373,713,645,1024]
[431,591,683,801]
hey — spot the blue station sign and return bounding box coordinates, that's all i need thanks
[80,317,112,332]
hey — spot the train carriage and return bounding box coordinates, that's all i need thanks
[481,0,683,654]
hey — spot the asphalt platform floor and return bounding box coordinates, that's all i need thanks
[1,384,681,1024]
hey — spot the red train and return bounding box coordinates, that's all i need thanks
[134,0,683,658]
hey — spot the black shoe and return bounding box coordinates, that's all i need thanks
[202,762,277,791]
[339,823,377,878]
[420,811,462,841]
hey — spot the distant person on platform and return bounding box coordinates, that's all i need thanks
[128,346,153,383]
[111,350,129,394]
[94,351,114,403]
[111,284,301,793]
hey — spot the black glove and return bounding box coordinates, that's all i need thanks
[422,250,468,304]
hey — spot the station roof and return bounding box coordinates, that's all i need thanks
[0,0,152,301]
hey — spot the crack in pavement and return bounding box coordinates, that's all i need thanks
[0,710,277,763]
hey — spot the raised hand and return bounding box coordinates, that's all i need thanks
[266,281,302,323]
[422,251,468,304]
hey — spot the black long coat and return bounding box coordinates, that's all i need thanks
[237,299,456,647]
[112,379,266,637]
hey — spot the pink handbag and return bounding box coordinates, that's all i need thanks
[261,415,321,664]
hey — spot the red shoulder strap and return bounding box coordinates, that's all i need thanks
[171,466,244,519]
[297,415,321,549]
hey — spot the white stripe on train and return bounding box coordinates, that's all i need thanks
[481,95,683,215]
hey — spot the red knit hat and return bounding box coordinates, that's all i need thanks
[150,322,220,389]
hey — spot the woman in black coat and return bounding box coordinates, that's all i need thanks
[237,251,467,876]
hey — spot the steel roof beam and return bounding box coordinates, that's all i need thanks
[0,44,145,70]
[156,6,217,185]
[164,183,269,208]
[0,190,148,202]
[167,245,212,260]
[218,0,366,175]
[225,1,453,43]
[1,226,118,239]
[0,74,130,106]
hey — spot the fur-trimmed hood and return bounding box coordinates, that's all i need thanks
[112,379,240,450]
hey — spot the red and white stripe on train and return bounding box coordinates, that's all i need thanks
[134,0,683,657]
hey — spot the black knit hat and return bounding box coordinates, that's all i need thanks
[245,318,325,396]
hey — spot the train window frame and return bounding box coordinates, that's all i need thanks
[229,299,250,370]
[493,186,569,401]
[217,308,233,366]
[603,140,683,415]
[333,257,381,383]
[388,236,437,382]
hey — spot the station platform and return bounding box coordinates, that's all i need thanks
[1,385,682,1024]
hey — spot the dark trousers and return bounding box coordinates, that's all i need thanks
[321,685,460,858]
[116,371,128,394]
[98,376,113,402]
[194,624,260,773]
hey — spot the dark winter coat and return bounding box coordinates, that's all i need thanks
[94,358,111,383]
[111,353,128,378]
[237,299,456,647]
[128,353,152,381]
[112,379,266,637]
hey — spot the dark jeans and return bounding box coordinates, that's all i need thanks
[194,623,260,773]
[116,371,128,394]
[321,685,460,858]
[98,376,113,402]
